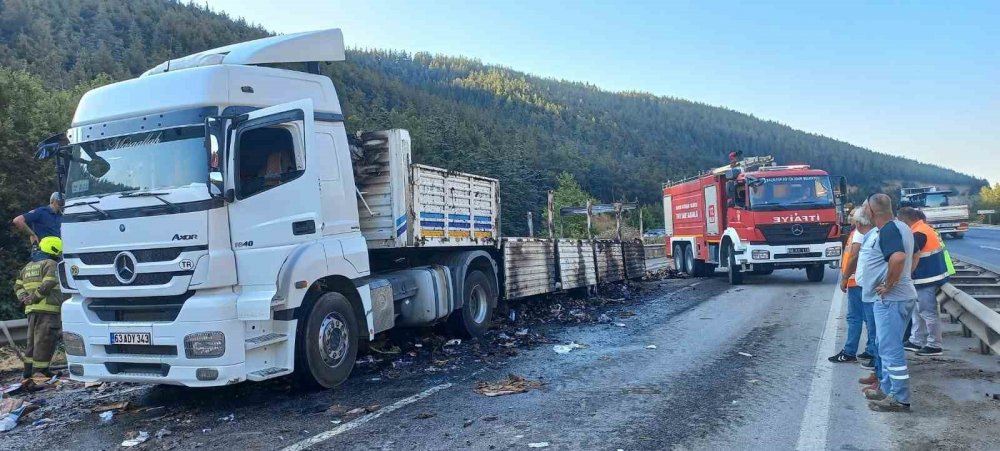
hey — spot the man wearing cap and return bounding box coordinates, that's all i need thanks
[13,236,65,379]
[11,192,64,252]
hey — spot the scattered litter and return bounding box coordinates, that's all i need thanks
[597,313,612,323]
[155,428,172,439]
[738,352,753,358]
[645,345,657,350]
[748,379,760,383]
[615,323,626,327]
[121,431,150,447]
[99,411,114,424]
[414,344,423,348]
[515,328,529,336]
[732,400,738,404]
[84,381,102,389]
[509,310,517,322]
[623,386,661,395]
[2,383,21,395]
[30,418,57,431]
[202,428,211,433]
[92,401,129,413]
[369,377,382,382]
[474,374,543,397]
[463,419,474,427]
[553,341,588,354]
[218,413,235,422]
[444,339,462,347]
[528,442,550,448]
[0,400,31,432]
[330,420,342,425]
[498,332,512,340]
[414,412,435,419]
[346,405,381,415]
[482,415,499,422]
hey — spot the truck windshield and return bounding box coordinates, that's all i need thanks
[924,193,949,207]
[65,126,207,199]
[749,176,834,211]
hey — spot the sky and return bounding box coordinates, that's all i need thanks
[204,0,999,184]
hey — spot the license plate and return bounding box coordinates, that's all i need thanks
[110,332,151,345]
[788,247,810,254]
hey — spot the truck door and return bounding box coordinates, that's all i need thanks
[704,185,720,236]
[225,99,320,286]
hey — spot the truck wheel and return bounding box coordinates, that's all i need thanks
[952,232,965,239]
[727,245,743,285]
[683,246,696,275]
[673,244,685,272]
[447,270,495,338]
[295,292,359,389]
[806,264,825,282]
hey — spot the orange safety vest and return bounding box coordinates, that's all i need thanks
[840,230,859,287]
[910,220,950,286]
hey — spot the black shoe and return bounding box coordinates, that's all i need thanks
[828,351,858,363]
[857,351,874,360]
[860,359,875,370]
[22,363,33,380]
[903,341,922,352]
[915,346,943,356]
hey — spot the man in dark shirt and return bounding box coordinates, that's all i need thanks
[11,192,64,248]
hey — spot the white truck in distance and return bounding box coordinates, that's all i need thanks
[899,186,969,239]
[40,29,645,388]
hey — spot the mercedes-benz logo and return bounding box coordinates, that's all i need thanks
[113,252,137,284]
[791,224,805,236]
[119,224,126,232]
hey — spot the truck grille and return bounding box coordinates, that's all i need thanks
[105,344,178,357]
[757,223,834,245]
[87,292,192,322]
[68,245,206,265]
[104,362,170,377]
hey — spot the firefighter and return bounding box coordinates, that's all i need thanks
[13,236,64,378]
[897,207,951,356]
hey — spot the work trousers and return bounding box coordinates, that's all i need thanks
[875,299,916,404]
[842,287,873,356]
[25,312,61,370]
[909,285,943,349]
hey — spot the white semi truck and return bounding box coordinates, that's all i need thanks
[38,29,644,388]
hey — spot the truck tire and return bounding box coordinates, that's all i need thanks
[295,292,359,389]
[673,244,685,272]
[806,264,825,282]
[727,244,743,285]
[952,232,965,239]
[684,246,697,275]
[447,270,495,338]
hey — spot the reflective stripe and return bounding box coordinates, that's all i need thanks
[25,303,61,314]
[41,276,58,282]
[887,365,908,371]
[889,374,909,380]
[23,357,33,363]
[21,282,41,290]
[32,361,50,369]
[913,272,949,285]
[918,248,942,258]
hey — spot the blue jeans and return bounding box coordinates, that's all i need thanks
[842,287,873,355]
[862,301,880,378]
[875,299,916,404]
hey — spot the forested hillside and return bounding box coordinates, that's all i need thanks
[0,0,986,316]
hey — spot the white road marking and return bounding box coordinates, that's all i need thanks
[795,286,843,451]
[280,382,453,451]
[979,245,1000,252]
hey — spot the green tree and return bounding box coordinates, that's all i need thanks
[547,172,597,239]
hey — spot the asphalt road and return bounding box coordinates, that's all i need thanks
[945,226,1000,269]
[4,268,998,450]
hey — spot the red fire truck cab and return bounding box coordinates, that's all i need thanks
[662,156,847,285]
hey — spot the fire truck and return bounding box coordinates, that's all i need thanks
[662,156,847,285]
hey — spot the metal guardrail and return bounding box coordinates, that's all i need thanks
[1,318,28,346]
[941,256,1000,355]
[643,243,665,259]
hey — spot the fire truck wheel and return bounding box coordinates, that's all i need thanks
[673,245,685,273]
[296,291,359,389]
[684,247,697,275]
[727,244,743,285]
[806,264,826,282]
[447,270,495,338]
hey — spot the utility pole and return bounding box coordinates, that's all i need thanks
[527,212,534,237]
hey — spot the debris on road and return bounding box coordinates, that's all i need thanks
[0,398,33,432]
[528,442,551,448]
[120,431,150,447]
[463,419,474,427]
[91,401,129,413]
[98,411,114,424]
[738,352,753,358]
[218,413,235,422]
[623,386,662,395]
[645,345,658,350]
[444,339,462,347]
[155,428,172,439]
[553,341,588,354]
[414,412,435,420]
[474,374,543,397]
[615,323,626,327]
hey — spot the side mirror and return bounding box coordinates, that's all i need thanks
[831,175,847,199]
[86,155,111,178]
[209,171,224,196]
[35,133,69,161]
[225,188,236,203]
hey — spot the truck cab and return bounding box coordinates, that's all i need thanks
[899,186,969,238]
[663,157,845,284]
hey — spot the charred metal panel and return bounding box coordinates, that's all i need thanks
[557,239,597,289]
[502,238,558,299]
[595,240,625,283]
[622,240,646,280]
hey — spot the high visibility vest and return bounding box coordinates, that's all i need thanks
[13,258,63,314]
[840,230,859,287]
[911,220,950,286]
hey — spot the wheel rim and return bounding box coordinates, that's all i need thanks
[318,312,350,368]
[469,284,488,324]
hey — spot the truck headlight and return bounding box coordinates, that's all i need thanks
[184,332,226,358]
[826,246,842,257]
[752,250,770,260]
[63,332,86,356]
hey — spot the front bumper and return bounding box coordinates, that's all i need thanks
[62,290,249,387]
[736,241,842,269]
[931,222,968,234]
